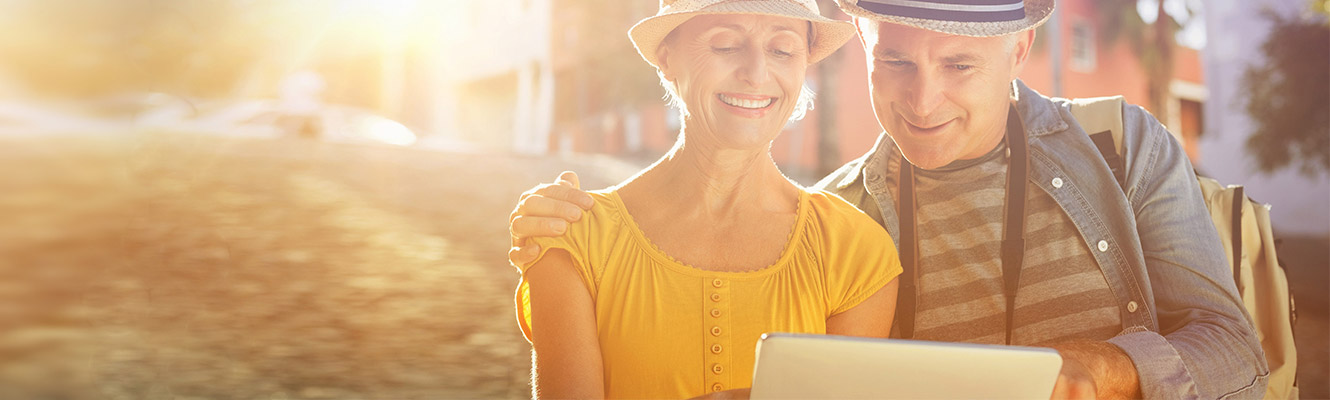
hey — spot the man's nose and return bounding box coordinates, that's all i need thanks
[737,47,770,87]
[904,73,944,118]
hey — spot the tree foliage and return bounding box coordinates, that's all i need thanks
[1241,10,1330,176]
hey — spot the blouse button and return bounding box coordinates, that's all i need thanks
[711,278,723,288]
[711,326,722,336]
[712,363,724,374]
[710,309,722,318]
[710,293,721,302]
[712,383,724,392]
[711,344,723,354]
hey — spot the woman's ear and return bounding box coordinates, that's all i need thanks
[656,45,673,81]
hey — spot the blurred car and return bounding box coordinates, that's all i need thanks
[157,100,418,146]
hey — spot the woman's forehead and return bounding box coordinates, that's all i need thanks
[679,14,808,35]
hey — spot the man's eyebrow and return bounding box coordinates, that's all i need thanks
[874,49,909,59]
[943,53,982,64]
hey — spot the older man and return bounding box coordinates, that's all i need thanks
[506,0,1268,398]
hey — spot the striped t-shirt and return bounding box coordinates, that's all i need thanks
[885,140,1121,345]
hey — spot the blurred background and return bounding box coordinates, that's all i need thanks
[1,0,1326,398]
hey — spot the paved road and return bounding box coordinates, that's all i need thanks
[1,133,1323,398]
[0,133,639,399]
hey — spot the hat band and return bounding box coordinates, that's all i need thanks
[858,0,1025,23]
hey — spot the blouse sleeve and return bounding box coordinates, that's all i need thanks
[514,214,600,343]
[817,193,903,316]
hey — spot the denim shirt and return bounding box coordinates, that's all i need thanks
[814,81,1269,399]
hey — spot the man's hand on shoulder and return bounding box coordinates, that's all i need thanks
[508,171,594,267]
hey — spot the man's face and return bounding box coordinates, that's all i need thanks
[857,20,1032,170]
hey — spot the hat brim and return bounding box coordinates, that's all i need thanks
[837,0,1053,37]
[629,0,857,70]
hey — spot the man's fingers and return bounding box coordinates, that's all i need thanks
[508,245,540,266]
[511,215,568,239]
[533,183,594,210]
[556,171,581,189]
[517,195,585,222]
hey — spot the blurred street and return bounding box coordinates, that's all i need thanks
[0,132,641,399]
[1,133,1325,399]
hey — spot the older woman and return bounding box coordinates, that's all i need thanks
[514,1,901,398]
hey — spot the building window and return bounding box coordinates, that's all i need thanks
[1070,20,1096,72]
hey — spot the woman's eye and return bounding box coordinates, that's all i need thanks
[773,49,792,57]
[713,46,739,53]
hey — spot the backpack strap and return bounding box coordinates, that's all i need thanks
[1068,96,1127,188]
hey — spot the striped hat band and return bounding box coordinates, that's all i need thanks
[857,0,1025,23]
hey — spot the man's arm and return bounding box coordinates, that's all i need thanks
[509,171,594,266]
[526,249,604,399]
[1049,341,1140,399]
[1106,106,1268,399]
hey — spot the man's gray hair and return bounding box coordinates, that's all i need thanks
[657,73,817,122]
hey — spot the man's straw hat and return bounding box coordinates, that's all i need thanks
[629,0,857,70]
[836,0,1053,37]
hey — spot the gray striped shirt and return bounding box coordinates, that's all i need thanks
[886,141,1121,345]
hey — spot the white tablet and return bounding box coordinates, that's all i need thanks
[750,333,1063,399]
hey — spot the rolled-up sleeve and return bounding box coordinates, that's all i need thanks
[1116,106,1269,399]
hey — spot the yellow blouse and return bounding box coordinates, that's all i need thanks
[515,188,901,399]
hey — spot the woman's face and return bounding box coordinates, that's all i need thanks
[659,14,809,150]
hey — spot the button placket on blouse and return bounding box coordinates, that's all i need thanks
[704,277,731,392]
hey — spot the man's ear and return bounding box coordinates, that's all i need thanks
[1009,29,1036,79]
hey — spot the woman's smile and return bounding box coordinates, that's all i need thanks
[716,92,777,117]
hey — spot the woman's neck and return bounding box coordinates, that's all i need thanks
[626,129,797,218]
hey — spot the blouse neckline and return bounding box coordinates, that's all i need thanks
[604,188,810,280]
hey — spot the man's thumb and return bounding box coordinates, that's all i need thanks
[557,171,580,189]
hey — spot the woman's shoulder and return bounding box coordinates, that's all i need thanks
[803,189,888,233]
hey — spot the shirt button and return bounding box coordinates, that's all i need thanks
[711,293,722,302]
[1052,177,1064,188]
[1127,301,1139,313]
[712,383,724,392]
[711,344,723,354]
[711,326,722,336]
[711,279,723,288]
[1097,240,1109,252]
[710,309,722,318]
[713,363,724,374]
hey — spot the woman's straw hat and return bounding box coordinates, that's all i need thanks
[836,0,1053,37]
[629,0,857,69]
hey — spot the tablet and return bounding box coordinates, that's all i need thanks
[750,333,1063,399]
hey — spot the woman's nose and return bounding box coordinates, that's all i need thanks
[736,47,770,88]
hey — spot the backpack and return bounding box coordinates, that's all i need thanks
[1068,96,1299,399]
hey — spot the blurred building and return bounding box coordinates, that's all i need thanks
[439,0,1209,179]
[436,1,556,154]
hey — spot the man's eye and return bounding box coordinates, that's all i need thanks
[773,49,793,57]
[878,60,912,68]
[713,47,739,54]
[952,64,973,71]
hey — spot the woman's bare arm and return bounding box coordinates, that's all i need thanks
[825,278,898,338]
[526,249,604,399]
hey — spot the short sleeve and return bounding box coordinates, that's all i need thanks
[814,192,903,316]
[513,201,604,343]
